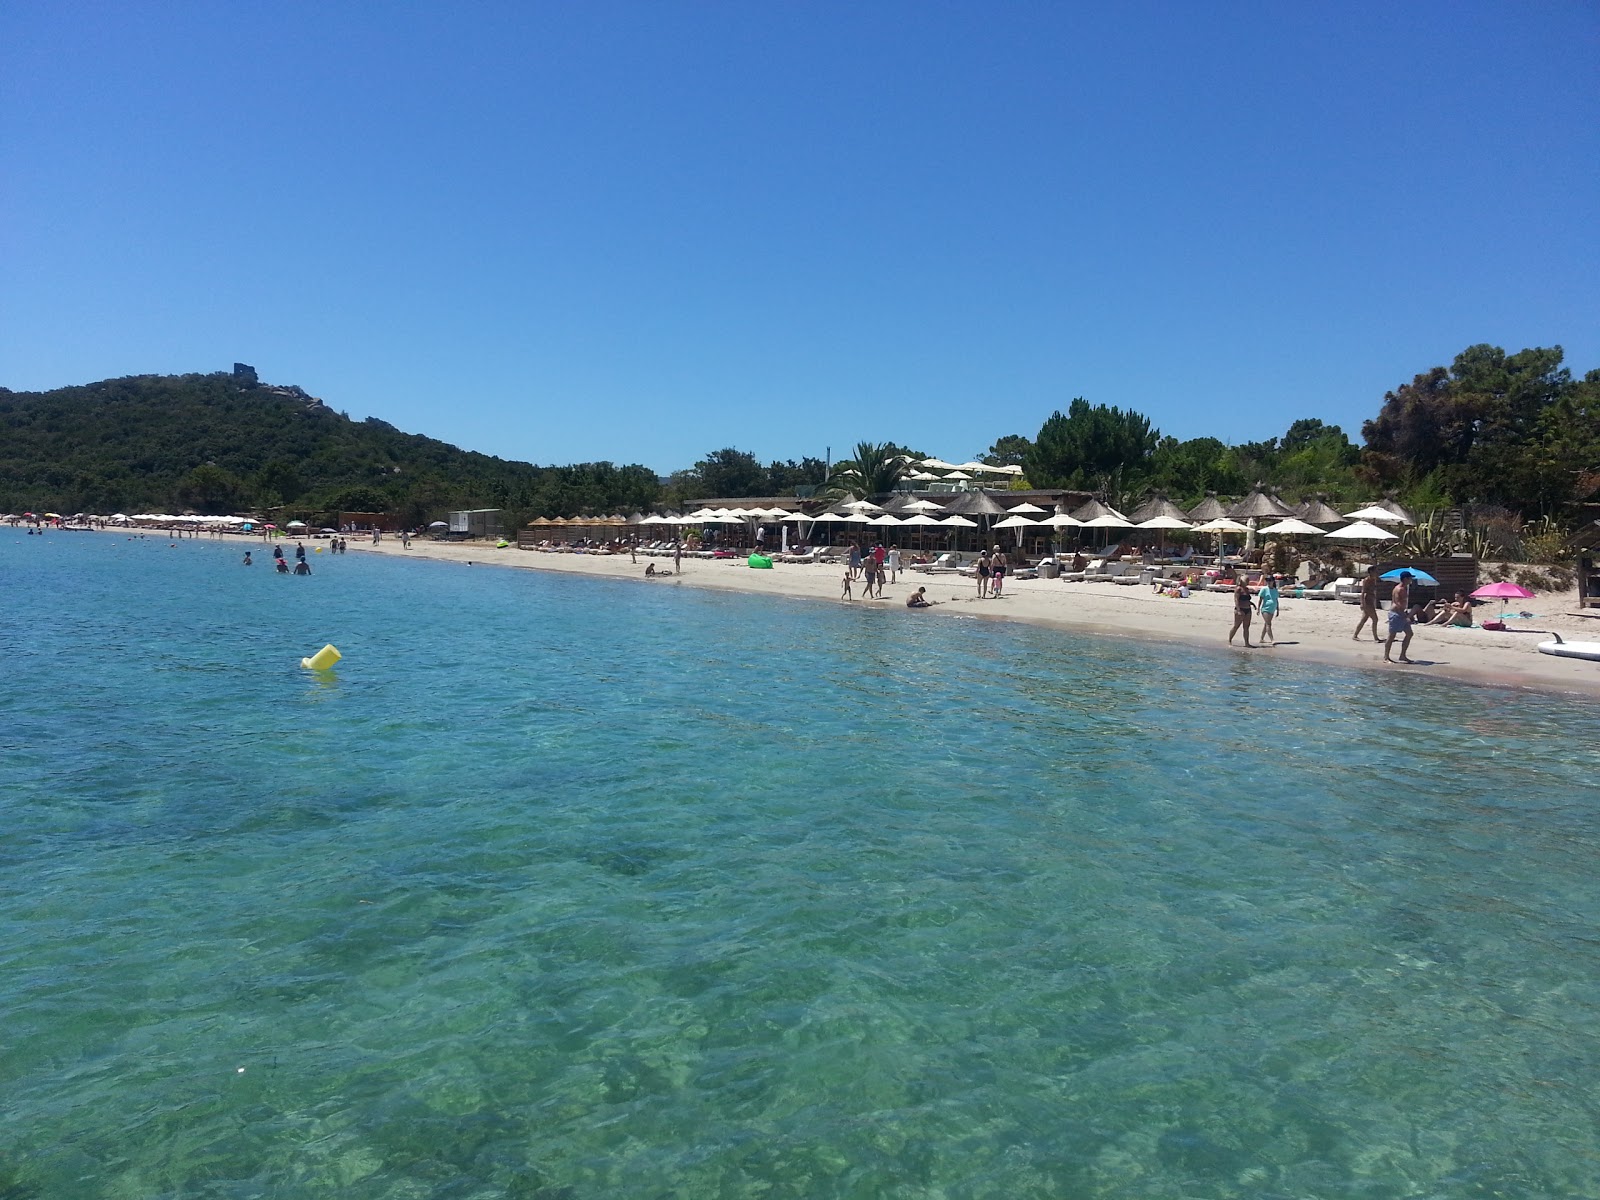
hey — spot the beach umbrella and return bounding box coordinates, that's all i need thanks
[920,458,959,470]
[994,515,1041,529]
[896,498,946,512]
[907,470,940,481]
[1258,517,1326,536]
[1324,520,1398,540]
[428,520,448,528]
[286,520,307,529]
[1068,498,1129,523]
[1186,494,1230,522]
[1381,567,1440,586]
[868,514,903,527]
[1344,504,1412,524]
[941,470,973,481]
[1296,496,1346,525]
[1082,514,1135,528]
[898,513,943,526]
[1130,494,1191,523]
[1045,512,1084,528]
[1227,488,1294,520]
[942,490,1007,516]
[840,499,883,513]
[940,514,978,527]
[1193,518,1250,533]
[1470,580,1535,600]
[1006,502,1048,514]
[1135,515,1192,530]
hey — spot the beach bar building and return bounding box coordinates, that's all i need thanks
[1569,520,1600,608]
[448,509,502,539]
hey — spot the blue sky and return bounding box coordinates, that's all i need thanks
[3,2,1596,474]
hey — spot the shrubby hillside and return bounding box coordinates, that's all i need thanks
[0,372,660,524]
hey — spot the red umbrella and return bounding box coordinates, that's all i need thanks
[1471,581,1534,600]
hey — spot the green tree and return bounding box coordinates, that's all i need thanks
[693,448,768,498]
[1148,436,1248,501]
[330,485,392,513]
[983,434,1033,467]
[176,464,245,514]
[828,441,908,497]
[1362,344,1576,508]
[1025,399,1158,490]
[765,457,828,494]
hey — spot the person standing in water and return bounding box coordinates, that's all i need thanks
[242,551,253,566]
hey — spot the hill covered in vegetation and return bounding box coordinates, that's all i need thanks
[0,371,660,524]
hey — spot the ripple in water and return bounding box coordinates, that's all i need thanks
[1,534,1597,1197]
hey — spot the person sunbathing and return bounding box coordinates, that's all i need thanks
[1427,592,1474,626]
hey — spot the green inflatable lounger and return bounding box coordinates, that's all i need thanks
[747,554,773,569]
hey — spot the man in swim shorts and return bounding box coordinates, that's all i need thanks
[1384,571,1414,663]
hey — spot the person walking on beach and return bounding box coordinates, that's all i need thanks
[1385,571,1415,663]
[990,546,1006,598]
[1257,575,1280,645]
[886,546,900,583]
[848,543,862,580]
[976,551,991,599]
[841,565,854,600]
[673,541,683,573]
[1228,577,1255,647]
[1354,565,1382,642]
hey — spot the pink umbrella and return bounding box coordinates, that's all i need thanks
[1471,581,1534,600]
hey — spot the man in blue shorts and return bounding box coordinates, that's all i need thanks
[1384,571,1414,664]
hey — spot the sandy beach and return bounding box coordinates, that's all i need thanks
[322,535,1600,699]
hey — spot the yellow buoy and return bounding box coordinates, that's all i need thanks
[315,546,324,553]
[301,644,342,670]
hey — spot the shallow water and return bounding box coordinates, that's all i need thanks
[3,533,1598,1199]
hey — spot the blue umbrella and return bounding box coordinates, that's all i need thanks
[1381,567,1439,586]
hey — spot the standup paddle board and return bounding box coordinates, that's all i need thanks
[1537,633,1600,662]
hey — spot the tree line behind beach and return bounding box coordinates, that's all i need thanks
[2,341,1595,530]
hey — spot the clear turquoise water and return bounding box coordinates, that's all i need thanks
[3,533,1598,1199]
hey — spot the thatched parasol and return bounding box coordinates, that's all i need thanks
[1228,487,1294,520]
[1068,497,1130,523]
[941,490,1008,517]
[1186,493,1229,522]
[1296,495,1345,524]
[1130,493,1190,523]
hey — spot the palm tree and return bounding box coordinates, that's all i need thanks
[827,441,909,498]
